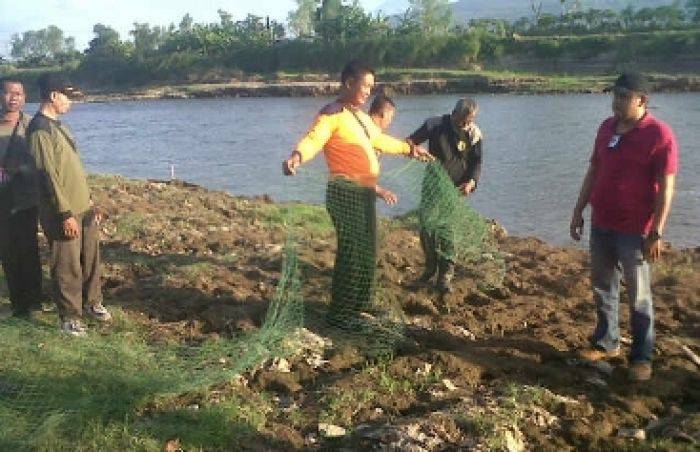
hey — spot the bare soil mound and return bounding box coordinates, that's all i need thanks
[89,174,700,450]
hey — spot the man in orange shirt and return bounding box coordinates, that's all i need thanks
[283,60,431,325]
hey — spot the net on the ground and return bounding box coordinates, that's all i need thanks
[0,159,501,449]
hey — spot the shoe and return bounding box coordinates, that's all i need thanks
[83,303,112,322]
[11,308,42,321]
[578,347,620,361]
[437,277,453,293]
[629,362,652,381]
[408,269,436,288]
[436,262,455,294]
[60,319,87,337]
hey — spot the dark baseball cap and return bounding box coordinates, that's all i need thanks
[604,72,650,94]
[38,73,77,99]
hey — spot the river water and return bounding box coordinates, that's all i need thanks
[32,93,698,248]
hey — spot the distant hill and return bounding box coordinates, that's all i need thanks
[375,0,679,22]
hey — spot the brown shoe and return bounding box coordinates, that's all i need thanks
[578,347,620,361]
[628,362,652,381]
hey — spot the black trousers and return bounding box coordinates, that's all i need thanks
[0,206,42,314]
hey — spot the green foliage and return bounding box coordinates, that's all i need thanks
[406,0,454,35]
[516,2,693,35]
[7,3,700,86]
[10,26,80,68]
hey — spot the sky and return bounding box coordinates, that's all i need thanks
[0,0,388,57]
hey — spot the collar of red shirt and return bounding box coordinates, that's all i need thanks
[610,111,654,133]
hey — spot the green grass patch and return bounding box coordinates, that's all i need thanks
[250,202,333,236]
[116,213,148,240]
[0,267,303,452]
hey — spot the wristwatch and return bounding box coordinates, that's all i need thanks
[647,230,662,241]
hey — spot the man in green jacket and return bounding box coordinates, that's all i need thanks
[27,73,110,336]
[0,77,42,318]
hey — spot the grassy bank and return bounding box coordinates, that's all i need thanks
[5,65,700,102]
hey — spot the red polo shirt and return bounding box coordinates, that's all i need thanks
[589,113,679,235]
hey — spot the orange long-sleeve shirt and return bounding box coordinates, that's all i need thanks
[296,102,410,187]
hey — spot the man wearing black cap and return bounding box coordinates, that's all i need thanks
[570,73,679,381]
[27,73,110,336]
[0,77,43,319]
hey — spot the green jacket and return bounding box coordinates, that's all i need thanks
[2,113,40,214]
[27,113,90,220]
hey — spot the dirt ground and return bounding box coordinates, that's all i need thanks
[66,175,700,450]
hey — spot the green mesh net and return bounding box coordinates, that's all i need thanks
[0,158,500,449]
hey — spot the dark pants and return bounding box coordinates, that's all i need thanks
[41,210,102,321]
[0,206,42,314]
[325,179,377,324]
[419,225,456,276]
[418,163,457,276]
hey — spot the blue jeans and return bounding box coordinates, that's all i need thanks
[590,227,654,363]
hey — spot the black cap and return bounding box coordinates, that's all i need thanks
[604,72,650,94]
[38,73,76,100]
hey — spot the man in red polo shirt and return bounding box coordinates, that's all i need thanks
[570,73,678,381]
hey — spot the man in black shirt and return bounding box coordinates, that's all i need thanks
[0,77,42,318]
[407,98,483,292]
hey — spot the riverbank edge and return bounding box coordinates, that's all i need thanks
[81,73,700,102]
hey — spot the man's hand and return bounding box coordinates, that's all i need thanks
[283,151,302,176]
[409,145,434,162]
[375,186,398,205]
[63,217,80,239]
[570,210,584,241]
[643,236,663,262]
[459,180,476,196]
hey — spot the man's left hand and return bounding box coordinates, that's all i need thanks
[410,145,434,162]
[459,180,476,196]
[643,236,663,262]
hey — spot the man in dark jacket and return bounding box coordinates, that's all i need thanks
[407,98,483,293]
[27,73,110,336]
[0,77,42,318]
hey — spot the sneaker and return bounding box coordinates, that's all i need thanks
[60,319,87,337]
[578,347,620,361]
[629,362,652,381]
[436,263,455,294]
[83,303,112,322]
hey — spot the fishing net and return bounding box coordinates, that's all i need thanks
[277,159,503,357]
[0,243,304,449]
[0,157,500,449]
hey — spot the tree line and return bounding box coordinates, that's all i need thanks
[3,0,700,86]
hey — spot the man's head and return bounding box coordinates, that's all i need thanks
[369,94,396,131]
[38,73,75,115]
[340,60,375,108]
[1,77,26,115]
[451,98,478,130]
[608,73,649,121]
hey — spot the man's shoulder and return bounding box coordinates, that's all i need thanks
[19,113,30,128]
[424,115,444,131]
[318,102,345,116]
[27,114,53,136]
[641,114,675,138]
[599,116,616,129]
